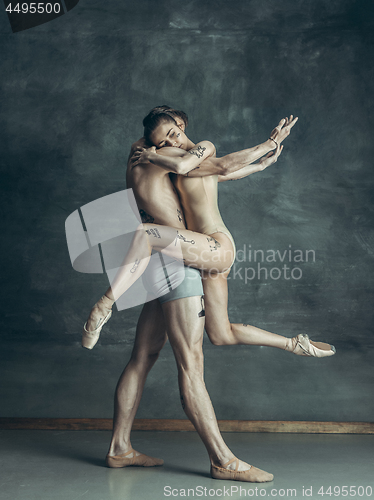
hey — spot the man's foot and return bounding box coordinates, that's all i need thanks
[211,457,273,483]
[106,448,164,468]
[286,333,336,358]
[82,295,114,350]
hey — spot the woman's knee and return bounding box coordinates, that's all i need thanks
[208,233,235,270]
[206,326,235,346]
[131,223,152,254]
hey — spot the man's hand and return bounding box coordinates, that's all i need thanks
[258,143,284,171]
[269,115,298,147]
[132,146,157,166]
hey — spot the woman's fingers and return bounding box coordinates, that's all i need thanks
[260,143,284,170]
[273,143,282,159]
[270,118,287,139]
[272,144,283,161]
[288,116,298,129]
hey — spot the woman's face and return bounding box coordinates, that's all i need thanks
[149,119,188,150]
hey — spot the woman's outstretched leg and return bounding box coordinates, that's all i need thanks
[83,224,233,343]
[201,270,336,357]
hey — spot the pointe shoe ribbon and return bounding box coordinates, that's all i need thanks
[211,457,274,483]
[82,309,112,350]
[106,448,164,468]
[291,333,336,358]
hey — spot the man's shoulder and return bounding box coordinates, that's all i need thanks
[127,138,144,162]
[130,138,146,151]
[128,156,169,179]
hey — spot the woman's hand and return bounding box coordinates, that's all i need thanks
[259,143,284,171]
[132,146,157,166]
[269,115,298,147]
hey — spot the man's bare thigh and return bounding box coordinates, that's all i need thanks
[161,295,205,352]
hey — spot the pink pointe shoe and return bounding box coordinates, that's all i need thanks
[82,309,112,350]
[290,333,336,358]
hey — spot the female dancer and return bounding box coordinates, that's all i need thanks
[83,107,335,358]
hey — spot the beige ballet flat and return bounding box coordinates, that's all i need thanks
[290,333,336,357]
[211,457,274,483]
[106,448,164,468]
[82,309,112,350]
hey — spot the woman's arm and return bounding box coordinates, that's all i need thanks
[217,144,283,182]
[132,115,297,177]
[135,141,217,176]
[132,139,275,177]
[215,116,297,178]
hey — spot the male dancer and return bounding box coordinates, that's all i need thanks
[86,112,295,482]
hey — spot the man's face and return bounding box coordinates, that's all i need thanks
[149,119,188,150]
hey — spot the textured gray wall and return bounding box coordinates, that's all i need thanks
[1,0,373,421]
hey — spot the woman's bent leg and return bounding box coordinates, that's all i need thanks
[105,225,234,309]
[202,271,335,356]
[83,225,233,336]
[98,224,234,307]
[202,270,289,349]
[141,223,235,273]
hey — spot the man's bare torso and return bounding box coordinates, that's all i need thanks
[126,140,186,229]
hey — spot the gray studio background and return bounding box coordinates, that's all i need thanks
[1,0,373,421]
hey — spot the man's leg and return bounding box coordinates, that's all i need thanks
[162,295,273,482]
[107,299,167,466]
